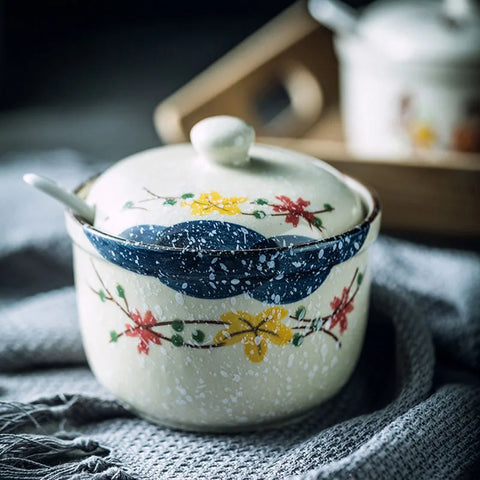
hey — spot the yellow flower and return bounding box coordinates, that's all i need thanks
[410,122,436,148]
[214,307,293,363]
[182,191,247,216]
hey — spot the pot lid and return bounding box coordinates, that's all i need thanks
[86,116,365,251]
[355,0,480,64]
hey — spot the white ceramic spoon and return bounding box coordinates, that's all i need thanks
[23,173,95,224]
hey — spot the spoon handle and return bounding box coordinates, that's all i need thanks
[308,0,359,35]
[23,173,95,224]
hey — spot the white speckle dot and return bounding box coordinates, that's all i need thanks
[287,354,294,368]
[175,292,184,305]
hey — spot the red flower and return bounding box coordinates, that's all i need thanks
[125,309,161,354]
[329,288,354,335]
[272,196,316,228]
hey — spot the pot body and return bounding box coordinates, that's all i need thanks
[71,243,368,431]
[66,177,379,431]
[336,38,480,157]
[66,167,380,432]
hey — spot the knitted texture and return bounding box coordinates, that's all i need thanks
[1,151,479,479]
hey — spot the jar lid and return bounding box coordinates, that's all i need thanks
[86,116,365,251]
[355,0,480,65]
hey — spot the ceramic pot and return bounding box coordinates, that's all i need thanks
[65,116,381,431]
[309,0,480,157]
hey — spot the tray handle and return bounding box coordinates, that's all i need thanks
[154,1,337,143]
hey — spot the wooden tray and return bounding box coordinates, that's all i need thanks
[154,1,480,236]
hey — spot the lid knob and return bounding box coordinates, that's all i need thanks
[443,0,480,22]
[190,116,255,167]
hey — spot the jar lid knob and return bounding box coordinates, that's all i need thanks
[190,116,255,167]
[443,0,480,22]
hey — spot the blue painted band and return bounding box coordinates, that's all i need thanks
[84,219,369,304]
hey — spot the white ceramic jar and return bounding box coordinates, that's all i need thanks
[309,0,480,157]
[65,116,380,431]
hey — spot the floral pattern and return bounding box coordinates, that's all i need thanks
[329,288,354,334]
[123,188,334,232]
[90,263,362,363]
[273,196,325,229]
[397,94,480,153]
[182,191,248,216]
[213,307,293,363]
[125,310,162,354]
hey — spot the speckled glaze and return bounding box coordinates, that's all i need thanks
[65,116,381,431]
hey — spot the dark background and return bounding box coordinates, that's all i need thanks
[0,0,371,160]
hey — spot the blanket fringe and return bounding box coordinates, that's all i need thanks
[0,395,134,479]
[0,394,130,434]
[0,434,134,479]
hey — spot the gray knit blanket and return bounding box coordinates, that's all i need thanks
[1,151,479,480]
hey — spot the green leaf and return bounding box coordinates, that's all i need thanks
[109,330,118,342]
[357,272,364,285]
[291,333,304,347]
[98,289,106,302]
[181,193,194,199]
[253,210,266,219]
[295,306,306,320]
[313,217,323,228]
[116,284,125,298]
[171,320,184,332]
[192,329,205,344]
[255,198,269,205]
[312,317,323,331]
[163,198,176,206]
[171,334,184,347]
[323,203,333,211]
[122,201,133,209]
